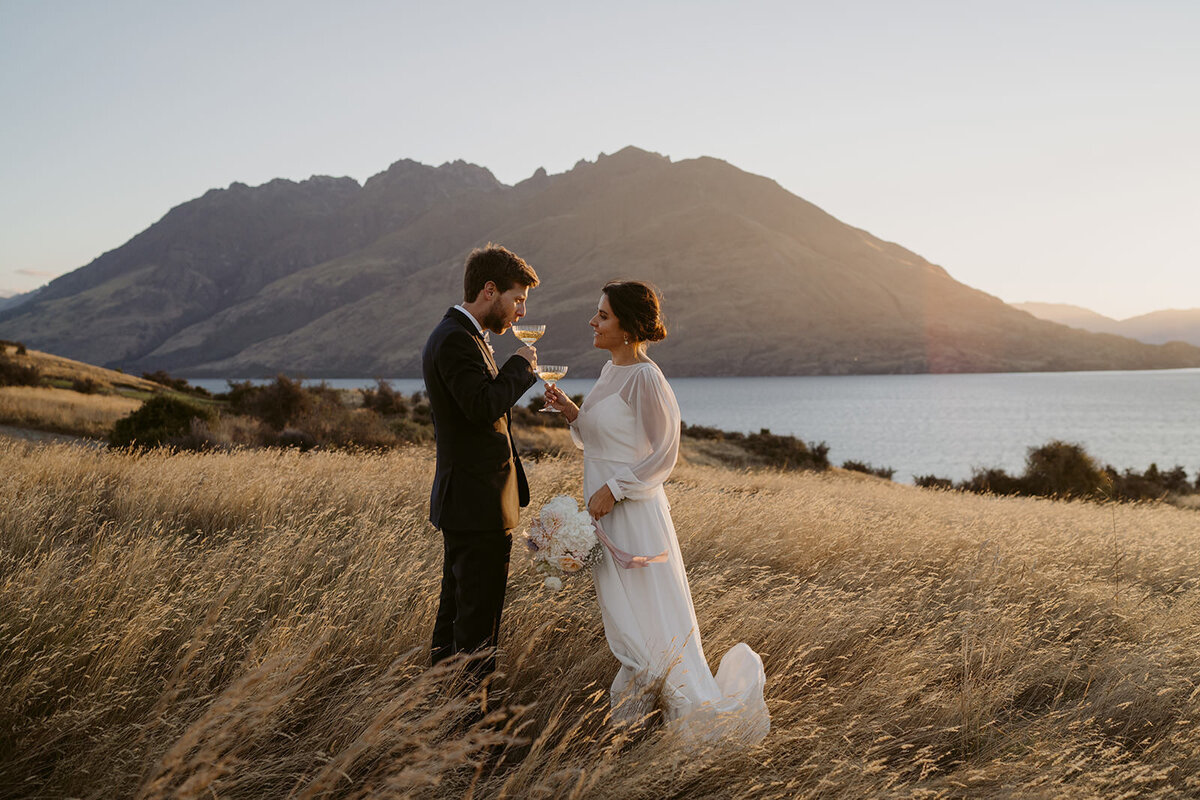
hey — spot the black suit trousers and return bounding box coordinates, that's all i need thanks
[430,527,512,681]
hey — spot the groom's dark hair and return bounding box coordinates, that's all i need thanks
[463,244,540,302]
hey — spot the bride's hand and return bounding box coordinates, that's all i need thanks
[588,484,617,520]
[543,383,579,422]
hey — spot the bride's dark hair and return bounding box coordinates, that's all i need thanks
[602,281,667,343]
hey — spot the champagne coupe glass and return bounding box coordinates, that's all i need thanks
[536,365,568,413]
[511,324,545,346]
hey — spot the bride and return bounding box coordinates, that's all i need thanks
[543,280,769,744]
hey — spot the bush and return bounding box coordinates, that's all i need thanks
[142,370,211,397]
[680,422,728,441]
[110,396,215,448]
[411,400,432,426]
[1021,440,1107,499]
[390,418,434,444]
[744,428,830,471]
[224,375,311,430]
[1105,463,1195,502]
[0,352,41,387]
[15,342,26,356]
[842,460,896,480]
[71,377,100,395]
[914,474,953,490]
[949,441,1199,505]
[361,380,410,416]
[273,427,318,451]
[958,467,1024,496]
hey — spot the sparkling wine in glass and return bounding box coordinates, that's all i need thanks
[536,365,568,413]
[511,324,545,346]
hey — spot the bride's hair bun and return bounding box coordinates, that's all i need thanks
[602,280,667,344]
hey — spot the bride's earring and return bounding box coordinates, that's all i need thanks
[624,335,630,345]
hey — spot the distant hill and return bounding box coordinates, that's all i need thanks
[4,147,1200,377]
[1015,303,1200,347]
[0,288,40,313]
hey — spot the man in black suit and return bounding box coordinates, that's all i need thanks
[423,244,540,693]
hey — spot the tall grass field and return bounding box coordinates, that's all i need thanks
[3,440,1199,798]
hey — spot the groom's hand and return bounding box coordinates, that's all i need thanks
[516,345,537,369]
[588,484,617,520]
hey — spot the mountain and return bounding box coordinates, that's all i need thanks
[1015,303,1200,347]
[1011,303,1125,336]
[3,147,1199,377]
[0,288,40,314]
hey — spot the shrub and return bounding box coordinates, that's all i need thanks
[15,342,27,355]
[110,396,215,448]
[71,377,100,395]
[390,418,435,444]
[744,428,830,471]
[914,474,953,490]
[958,467,1024,496]
[274,427,318,451]
[681,422,728,441]
[411,400,432,426]
[1021,440,1107,499]
[0,352,41,387]
[953,442,1200,506]
[1105,463,1195,502]
[361,380,410,416]
[142,370,211,397]
[225,375,310,430]
[842,460,896,480]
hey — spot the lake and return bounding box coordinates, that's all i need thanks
[188,369,1200,483]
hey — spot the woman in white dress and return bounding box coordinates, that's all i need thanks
[543,281,769,744]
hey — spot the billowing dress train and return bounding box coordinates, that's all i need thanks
[570,360,770,744]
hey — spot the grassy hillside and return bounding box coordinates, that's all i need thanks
[3,442,1198,798]
[0,345,209,438]
[1,344,161,394]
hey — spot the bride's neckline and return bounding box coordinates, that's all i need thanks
[608,359,654,368]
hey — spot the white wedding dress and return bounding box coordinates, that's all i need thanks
[570,360,770,744]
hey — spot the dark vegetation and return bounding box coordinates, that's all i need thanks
[109,376,435,451]
[0,341,41,387]
[842,460,897,480]
[681,422,831,471]
[110,396,216,448]
[142,369,212,397]
[916,440,1200,504]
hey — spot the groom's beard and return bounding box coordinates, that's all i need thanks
[480,299,509,334]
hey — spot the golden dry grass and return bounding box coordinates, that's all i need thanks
[2,441,1199,798]
[1,347,161,394]
[0,385,142,437]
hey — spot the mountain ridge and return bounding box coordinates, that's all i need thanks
[1015,302,1200,347]
[3,147,1198,377]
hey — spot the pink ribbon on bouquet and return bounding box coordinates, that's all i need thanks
[592,518,668,569]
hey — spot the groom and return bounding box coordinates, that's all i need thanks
[423,243,540,692]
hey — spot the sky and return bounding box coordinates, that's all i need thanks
[1,0,1197,319]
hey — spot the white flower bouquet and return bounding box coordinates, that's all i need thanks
[522,495,604,590]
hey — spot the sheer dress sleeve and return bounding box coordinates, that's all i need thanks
[605,365,681,501]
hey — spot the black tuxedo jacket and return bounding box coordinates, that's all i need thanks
[422,308,537,531]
